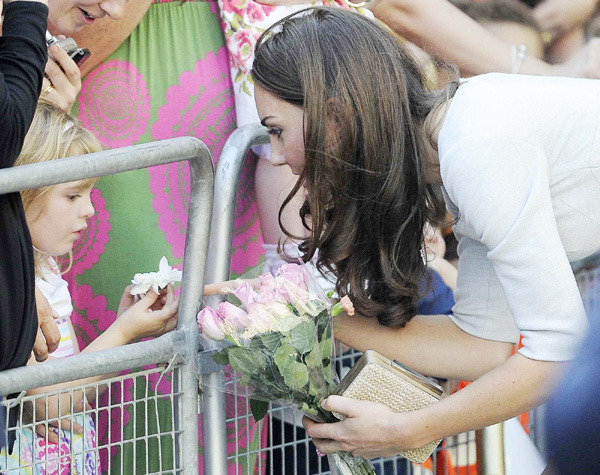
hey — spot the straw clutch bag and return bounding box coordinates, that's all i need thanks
[332,350,447,464]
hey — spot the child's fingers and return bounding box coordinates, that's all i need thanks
[204,280,238,295]
[139,290,160,309]
[164,284,176,305]
[36,424,60,444]
[73,398,93,413]
[55,417,84,434]
[165,316,178,333]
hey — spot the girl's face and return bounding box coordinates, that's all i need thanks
[255,86,306,176]
[48,0,127,34]
[27,181,95,257]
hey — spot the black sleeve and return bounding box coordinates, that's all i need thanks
[0,1,48,168]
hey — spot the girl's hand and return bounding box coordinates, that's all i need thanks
[303,396,423,459]
[41,43,82,112]
[204,278,260,296]
[114,284,179,343]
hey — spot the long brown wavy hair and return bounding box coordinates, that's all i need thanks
[253,7,456,327]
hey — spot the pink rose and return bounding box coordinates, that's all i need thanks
[340,295,355,316]
[258,272,276,292]
[217,301,251,330]
[246,302,275,328]
[279,263,309,291]
[234,281,258,308]
[197,306,225,340]
[256,289,276,305]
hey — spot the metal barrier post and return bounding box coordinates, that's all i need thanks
[477,423,505,475]
[0,137,214,475]
[201,124,269,474]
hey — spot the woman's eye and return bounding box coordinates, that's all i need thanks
[68,194,80,201]
[267,128,282,138]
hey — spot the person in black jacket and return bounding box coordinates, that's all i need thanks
[0,0,51,448]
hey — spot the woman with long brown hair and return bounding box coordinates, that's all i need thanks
[249,6,598,457]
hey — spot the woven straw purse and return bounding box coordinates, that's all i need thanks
[332,350,447,464]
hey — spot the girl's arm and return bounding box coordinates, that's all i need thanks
[26,285,178,440]
[71,0,153,77]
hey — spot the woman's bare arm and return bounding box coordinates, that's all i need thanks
[334,311,513,381]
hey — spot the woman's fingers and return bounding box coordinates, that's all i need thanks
[42,44,82,112]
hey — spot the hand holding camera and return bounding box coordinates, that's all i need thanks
[42,31,87,112]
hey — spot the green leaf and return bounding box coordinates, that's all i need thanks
[250,399,270,422]
[304,344,322,368]
[299,402,319,417]
[273,343,298,373]
[290,320,316,354]
[228,347,267,377]
[212,350,229,366]
[319,337,333,361]
[234,69,243,83]
[322,363,335,386]
[281,361,309,390]
[260,332,283,352]
[242,81,251,96]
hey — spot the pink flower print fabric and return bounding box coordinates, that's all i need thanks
[218,0,373,130]
[0,413,98,475]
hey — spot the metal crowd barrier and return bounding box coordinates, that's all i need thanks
[0,137,213,475]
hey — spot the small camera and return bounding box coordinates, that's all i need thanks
[46,31,91,67]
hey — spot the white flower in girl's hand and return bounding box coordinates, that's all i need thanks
[130,256,183,296]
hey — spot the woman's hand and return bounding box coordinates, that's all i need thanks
[551,38,600,79]
[113,284,179,343]
[303,396,422,459]
[41,43,82,112]
[33,286,60,362]
[533,0,598,41]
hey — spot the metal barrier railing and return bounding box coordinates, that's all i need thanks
[0,137,214,475]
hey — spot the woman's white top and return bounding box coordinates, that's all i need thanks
[36,258,75,358]
[438,73,600,361]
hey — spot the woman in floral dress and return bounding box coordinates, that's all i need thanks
[68,0,266,472]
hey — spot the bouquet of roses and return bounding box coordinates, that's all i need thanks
[197,263,375,475]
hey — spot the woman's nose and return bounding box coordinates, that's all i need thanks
[268,147,287,167]
[100,0,126,20]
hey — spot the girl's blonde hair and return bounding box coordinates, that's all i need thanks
[15,99,103,276]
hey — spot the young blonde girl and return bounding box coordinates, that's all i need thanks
[1,100,179,475]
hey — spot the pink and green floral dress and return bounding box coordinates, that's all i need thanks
[67,0,266,472]
[219,0,373,130]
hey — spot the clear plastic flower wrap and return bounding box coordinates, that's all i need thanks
[197,262,374,475]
